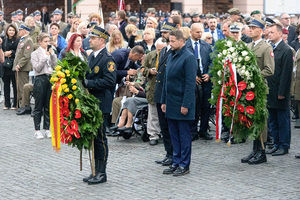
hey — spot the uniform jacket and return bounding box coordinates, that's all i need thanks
[31,47,57,76]
[154,46,172,103]
[292,49,300,100]
[13,35,34,72]
[85,47,117,114]
[0,20,8,36]
[161,45,197,121]
[287,26,297,45]
[82,36,90,51]
[266,40,294,109]
[141,50,157,104]
[111,48,140,84]
[247,39,274,78]
[29,26,41,50]
[204,28,225,41]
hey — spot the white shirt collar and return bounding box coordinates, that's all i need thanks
[274,39,282,48]
[190,38,199,45]
[93,47,105,58]
[253,38,263,47]
[166,44,171,51]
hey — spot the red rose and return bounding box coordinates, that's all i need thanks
[238,113,247,122]
[230,86,236,96]
[71,120,78,131]
[246,106,255,114]
[75,109,81,119]
[238,81,247,91]
[245,120,253,128]
[230,101,235,107]
[246,91,255,101]
[237,104,245,112]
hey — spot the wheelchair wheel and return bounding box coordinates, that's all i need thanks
[122,131,132,140]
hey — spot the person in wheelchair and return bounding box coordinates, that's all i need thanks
[110,71,148,133]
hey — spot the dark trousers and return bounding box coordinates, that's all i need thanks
[168,118,192,168]
[156,103,173,157]
[268,108,291,149]
[33,75,51,130]
[2,68,17,108]
[199,83,212,133]
[191,84,203,136]
[95,113,109,161]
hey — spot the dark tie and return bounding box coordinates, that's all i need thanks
[211,31,215,46]
[271,43,276,50]
[89,53,95,66]
[194,42,199,59]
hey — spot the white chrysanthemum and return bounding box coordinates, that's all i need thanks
[245,56,250,61]
[240,69,245,76]
[242,65,246,70]
[226,41,233,47]
[250,82,255,88]
[238,57,243,62]
[245,71,250,77]
[218,80,222,85]
[217,70,222,77]
[242,51,248,56]
[233,58,238,63]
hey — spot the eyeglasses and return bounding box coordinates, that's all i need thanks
[207,37,213,39]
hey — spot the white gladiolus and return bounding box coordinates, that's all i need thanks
[242,51,248,56]
[245,56,250,61]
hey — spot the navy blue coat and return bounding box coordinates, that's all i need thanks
[82,36,90,51]
[161,45,197,121]
[204,28,225,41]
[85,47,117,114]
[111,48,140,83]
[154,46,172,103]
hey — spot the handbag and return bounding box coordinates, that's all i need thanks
[2,38,13,69]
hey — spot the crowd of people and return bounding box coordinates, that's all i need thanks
[0,5,299,181]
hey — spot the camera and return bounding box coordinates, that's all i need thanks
[47,45,51,51]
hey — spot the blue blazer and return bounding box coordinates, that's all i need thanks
[185,38,213,76]
[53,34,67,55]
[111,48,140,84]
[204,28,225,40]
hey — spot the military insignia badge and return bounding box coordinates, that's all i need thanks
[94,66,100,73]
[107,61,116,72]
[26,45,31,50]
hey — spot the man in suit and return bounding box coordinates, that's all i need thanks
[266,23,294,156]
[111,46,144,84]
[161,30,197,176]
[241,19,275,164]
[154,21,177,165]
[13,24,34,112]
[82,26,117,185]
[280,13,297,45]
[186,23,213,141]
[205,17,225,45]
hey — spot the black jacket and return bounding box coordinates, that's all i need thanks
[1,36,19,74]
[119,20,128,42]
[128,35,156,53]
[287,26,297,45]
[291,38,300,51]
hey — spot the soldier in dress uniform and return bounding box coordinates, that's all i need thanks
[11,12,19,30]
[82,26,117,185]
[0,11,7,36]
[241,18,275,164]
[12,24,34,111]
[16,9,24,28]
[33,10,42,30]
[46,8,67,36]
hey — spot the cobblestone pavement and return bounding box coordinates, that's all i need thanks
[0,102,300,200]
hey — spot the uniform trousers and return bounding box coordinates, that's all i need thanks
[15,71,29,107]
[268,108,291,149]
[95,113,109,161]
[167,118,192,168]
[33,74,51,130]
[22,83,33,106]
[156,103,173,157]
[147,103,160,140]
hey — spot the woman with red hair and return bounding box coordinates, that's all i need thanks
[58,33,87,61]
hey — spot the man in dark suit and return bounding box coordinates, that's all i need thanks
[154,21,177,165]
[82,26,117,185]
[161,30,197,176]
[111,46,144,84]
[205,17,225,45]
[266,23,293,156]
[186,23,213,141]
[280,13,297,45]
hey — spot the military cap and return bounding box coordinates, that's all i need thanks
[191,12,199,18]
[282,28,289,35]
[16,9,23,15]
[53,8,63,15]
[160,21,177,32]
[11,11,17,17]
[229,23,241,32]
[200,14,206,19]
[89,26,109,39]
[206,13,216,19]
[33,10,41,16]
[248,18,266,30]
[265,18,275,26]
[146,8,156,13]
[290,14,296,18]
[19,24,31,32]
[87,21,98,29]
[109,12,116,17]
[67,12,74,18]
[165,12,170,18]
[29,13,34,17]
[182,13,190,18]
[0,11,3,16]
[228,8,241,15]
[250,10,261,16]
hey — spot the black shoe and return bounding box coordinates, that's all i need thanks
[248,151,267,165]
[16,106,32,115]
[241,151,256,163]
[149,139,158,146]
[266,146,279,154]
[163,165,177,174]
[192,134,199,141]
[110,125,119,132]
[295,153,300,159]
[118,126,132,131]
[173,166,190,176]
[272,148,288,156]
[155,156,168,164]
[83,173,93,182]
[199,131,213,140]
[87,173,107,185]
[161,157,173,166]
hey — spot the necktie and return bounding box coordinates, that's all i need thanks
[155,51,160,70]
[271,43,276,50]
[194,42,199,59]
[211,31,215,46]
[250,42,255,50]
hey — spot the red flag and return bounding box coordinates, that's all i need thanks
[118,0,125,11]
